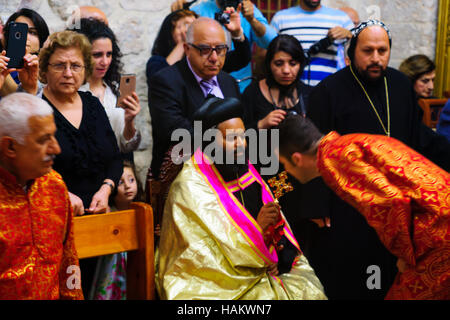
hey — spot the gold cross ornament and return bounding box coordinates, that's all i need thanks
[268,171,294,203]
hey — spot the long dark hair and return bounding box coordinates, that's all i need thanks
[73,18,123,97]
[151,9,198,58]
[3,8,50,53]
[264,35,307,106]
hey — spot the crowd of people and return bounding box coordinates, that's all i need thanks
[0,0,448,300]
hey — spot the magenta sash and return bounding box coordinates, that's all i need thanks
[192,149,301,265]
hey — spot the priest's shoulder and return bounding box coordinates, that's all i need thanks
[386,66,412,84]
[312,66,353,91]
[36,169,69,192]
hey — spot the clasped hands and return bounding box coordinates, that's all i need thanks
[69,181,114,216]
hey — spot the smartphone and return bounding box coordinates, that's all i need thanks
[117,74,136,107]
[6,22,28,69]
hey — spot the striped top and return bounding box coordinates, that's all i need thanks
[271,6,353,86]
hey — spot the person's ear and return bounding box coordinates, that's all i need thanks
[290,152,303,167]
[183,42,190,55]
[0,136,17,159]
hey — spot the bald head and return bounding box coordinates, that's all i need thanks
[79,6,108,25]
[340,7,360,27]
[186,17,226,44]
[184,17,228,80]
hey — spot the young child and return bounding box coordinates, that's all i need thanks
[89,161,142,300]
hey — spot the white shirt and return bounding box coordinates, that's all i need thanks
[79,82,141,153]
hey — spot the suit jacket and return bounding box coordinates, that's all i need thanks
[148,57,241,177]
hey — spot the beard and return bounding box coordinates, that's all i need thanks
[303,0,321,9]
[354,62,387,83]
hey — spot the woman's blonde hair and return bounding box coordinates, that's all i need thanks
[39,30,94,84]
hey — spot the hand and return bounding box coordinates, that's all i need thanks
[223,5,243,38]
[267,263,279,276]
[257,202,280,232]
[241,0,255,22]
[0,51,13,90]
[327,26,352,41]
[121,92,141,124]
[86,184,111,214]
[69,192,85,216]
[257,109,286,129]
[171,0,187,11]
[310,217,331,228]
[18,53,39,94]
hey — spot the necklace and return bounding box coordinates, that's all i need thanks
[349,64,391,137]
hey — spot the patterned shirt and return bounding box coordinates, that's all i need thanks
[271,6,353,86]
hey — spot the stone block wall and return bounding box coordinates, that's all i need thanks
[0,0,440,185]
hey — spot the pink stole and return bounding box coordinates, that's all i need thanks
[192,149,301,265]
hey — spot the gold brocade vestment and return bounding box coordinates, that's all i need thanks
[0,168,83,300]
[156,151,326,300]
[318,132,450,300]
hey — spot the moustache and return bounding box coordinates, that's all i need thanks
[43,154,56,162]
[366,63,383,69]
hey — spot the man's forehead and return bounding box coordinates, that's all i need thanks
[357,26,390,46]
[27,115,55,134]
[192,23,226,44]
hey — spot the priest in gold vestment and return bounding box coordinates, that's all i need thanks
[277,115,450,300]
[156,98,326,300]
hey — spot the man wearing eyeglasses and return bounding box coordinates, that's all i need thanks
[149,17,241,179]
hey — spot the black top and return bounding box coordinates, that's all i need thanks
[241,79,313,130]
[43,91,123,209]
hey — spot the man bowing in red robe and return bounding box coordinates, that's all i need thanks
[275,114,449,299]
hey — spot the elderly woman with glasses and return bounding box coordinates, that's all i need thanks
[39,30,123,298]
[39,30,123,216]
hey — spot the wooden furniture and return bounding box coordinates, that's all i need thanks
[73,202,155,299]
[418,98,447,128]
[146,146,184,235]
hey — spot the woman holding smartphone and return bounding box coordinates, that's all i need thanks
[75,18,141,155]
[0,8,49,97]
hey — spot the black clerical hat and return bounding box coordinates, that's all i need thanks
[193,96,243,131]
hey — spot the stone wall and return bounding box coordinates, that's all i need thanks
[0,0,440,185]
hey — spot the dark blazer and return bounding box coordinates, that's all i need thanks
[148,57,241,177]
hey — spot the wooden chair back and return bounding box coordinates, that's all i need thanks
[73,202,155,299]
[418,98,447,128]
[146,146,184,234]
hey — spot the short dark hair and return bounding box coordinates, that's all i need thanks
[4,8,50,52]
[399,54,435,83]
[264,34,306,85]
[277,115,323,159]
[73,18,123,97]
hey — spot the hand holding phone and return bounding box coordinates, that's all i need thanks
[5,22,28,69]
[117,74,136,108]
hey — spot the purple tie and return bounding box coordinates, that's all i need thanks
[200,79,216,97]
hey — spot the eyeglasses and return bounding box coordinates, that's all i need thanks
[188,43,228,57]
[48,63,85,73]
